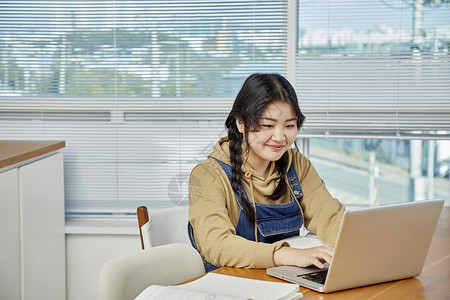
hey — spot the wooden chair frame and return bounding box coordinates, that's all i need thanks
[137,206,149,250]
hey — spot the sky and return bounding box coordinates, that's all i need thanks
[298,0,450,31]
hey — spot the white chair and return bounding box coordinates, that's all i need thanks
[98,243,205,300]
[137,205,191,249]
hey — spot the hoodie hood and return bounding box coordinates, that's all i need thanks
[208,136,294,203]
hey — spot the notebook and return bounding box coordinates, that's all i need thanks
[267,198,445,293]
[135,272,303,300]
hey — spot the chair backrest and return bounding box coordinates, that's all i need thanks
[137,205,191,249]
[99,243,205,300]
[137,206,149,249]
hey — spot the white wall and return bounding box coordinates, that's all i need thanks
[65,224,141,300]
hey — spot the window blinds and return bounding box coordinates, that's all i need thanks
[296,0,450,138]
[0,1,449,215]
[0,1,287,214]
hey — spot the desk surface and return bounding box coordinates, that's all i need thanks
[212,206,449,299]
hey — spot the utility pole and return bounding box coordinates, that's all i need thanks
[364,140,381,205]
[410,139,425,201]
[413,0,424,44]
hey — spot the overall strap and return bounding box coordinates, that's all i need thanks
[286,162,304,201]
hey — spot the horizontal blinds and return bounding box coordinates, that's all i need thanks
[0,0,288,214]
[0,0,286,98]
[296,0,450,137]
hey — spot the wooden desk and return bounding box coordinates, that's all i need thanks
[212,206,449,299]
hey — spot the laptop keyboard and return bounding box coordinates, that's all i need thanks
[297,269,328,285]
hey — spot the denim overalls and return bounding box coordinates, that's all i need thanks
[188,158,304,272]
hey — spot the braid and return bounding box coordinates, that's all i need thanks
[228,124,243,198]
[267,153,288,201]
[227,122,256,224]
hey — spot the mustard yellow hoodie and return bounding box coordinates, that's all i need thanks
[189,136,345,269]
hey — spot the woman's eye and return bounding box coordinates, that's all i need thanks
[262,124,273,128]
[286,124,296,128]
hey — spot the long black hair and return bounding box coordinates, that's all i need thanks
[224,73,306,223]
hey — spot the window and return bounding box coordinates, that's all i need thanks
[0,1,449,217]
[295,0,450,206]
[308,138,449,206]
[0,0,288,215]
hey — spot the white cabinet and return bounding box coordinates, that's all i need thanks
[0,167,20,300]
[0,150,66,300]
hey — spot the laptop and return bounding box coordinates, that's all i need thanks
[267,198,445,293]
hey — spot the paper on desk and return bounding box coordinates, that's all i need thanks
[281,234,324,249]
[135,284,243,300]
[179,272,303,300]
[135,273,302,300]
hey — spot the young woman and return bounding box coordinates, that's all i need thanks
[188,73,345,272]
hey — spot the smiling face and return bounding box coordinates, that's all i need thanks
[236,101,298,176]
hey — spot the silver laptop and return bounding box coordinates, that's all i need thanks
[267,198,444,293]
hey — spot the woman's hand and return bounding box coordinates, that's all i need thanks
[273,245,334,269]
